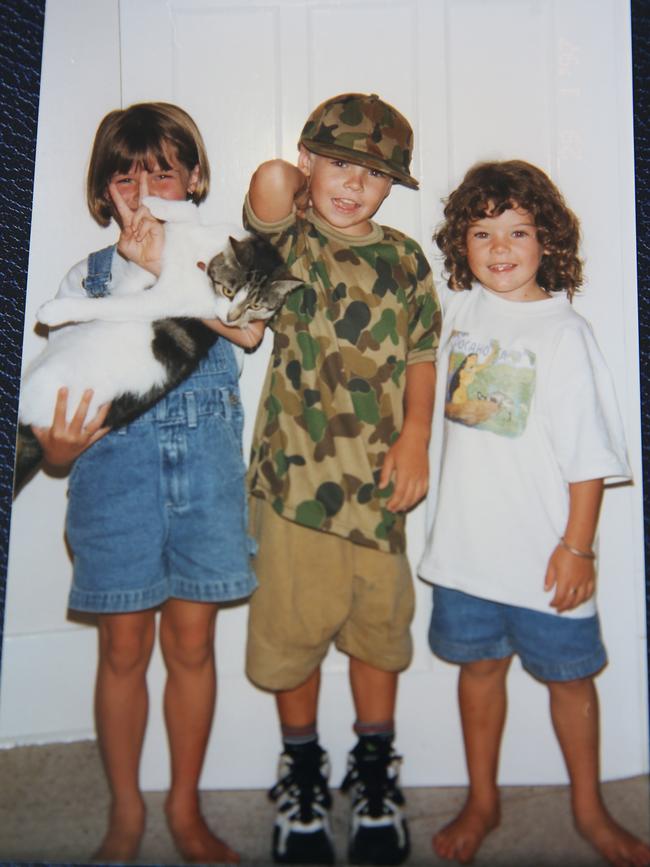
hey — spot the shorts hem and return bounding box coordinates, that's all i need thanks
[69,573,257,614]
[522,650,608,683]
[429,634,513,665]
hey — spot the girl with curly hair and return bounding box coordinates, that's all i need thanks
[419,160,650,865]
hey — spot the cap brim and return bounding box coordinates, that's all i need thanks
[301,140,419,190]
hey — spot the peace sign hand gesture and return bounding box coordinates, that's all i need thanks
[109,172,164,276]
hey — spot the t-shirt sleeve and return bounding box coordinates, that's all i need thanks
[405,244,441,366]
[544,321,631,484]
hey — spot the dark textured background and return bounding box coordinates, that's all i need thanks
[631,1,650,692]
[0,0,45,677]
[0,0,647,812]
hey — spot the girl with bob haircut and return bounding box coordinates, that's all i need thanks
[418,160,650,866]
[31,101,256,864]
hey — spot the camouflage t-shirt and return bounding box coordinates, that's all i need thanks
[244,196,441,553]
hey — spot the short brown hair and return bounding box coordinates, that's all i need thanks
[436,160,582,299]
[87,102,210,226]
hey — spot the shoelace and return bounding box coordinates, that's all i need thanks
[341,750,405,817]
[270,754,332,822]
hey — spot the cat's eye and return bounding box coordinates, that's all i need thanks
[223,286,236,299]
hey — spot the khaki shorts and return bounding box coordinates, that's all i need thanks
[246,497,414,691]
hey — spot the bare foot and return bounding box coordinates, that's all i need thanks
[166,801,240,864]
[433,797,500,864]
[577,810,650,867]
[92,799,146,862]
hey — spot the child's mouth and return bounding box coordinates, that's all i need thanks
[332,198,360,214]
[489,263,516,272]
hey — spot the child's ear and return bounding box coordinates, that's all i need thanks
[187,164,200,195]
[297,145,312,178]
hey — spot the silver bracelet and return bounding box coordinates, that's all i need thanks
[559,537,596,560]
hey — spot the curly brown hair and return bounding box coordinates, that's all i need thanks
[435,160,582,298]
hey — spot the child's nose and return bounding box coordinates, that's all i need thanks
[344,170,364,191]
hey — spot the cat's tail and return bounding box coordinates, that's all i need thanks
[13,424,44,497]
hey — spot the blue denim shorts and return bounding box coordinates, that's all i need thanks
[429,585,607,682]
[66,341,257,613]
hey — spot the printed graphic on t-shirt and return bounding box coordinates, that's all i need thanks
[445,331,536,438]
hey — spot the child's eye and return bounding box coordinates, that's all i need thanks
[472,231,489,239]
[512,230,529,238]
[332,159,348,168]
[369,169,386,179]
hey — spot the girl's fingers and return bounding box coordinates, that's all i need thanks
[69,389,95,431]
[51,387,70,428]
[108,182,132,225]
[139,170,150,200]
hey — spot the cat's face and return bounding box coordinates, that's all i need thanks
[206,235,302,328]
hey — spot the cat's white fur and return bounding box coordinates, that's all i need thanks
[20,198,245,427]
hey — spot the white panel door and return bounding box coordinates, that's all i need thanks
[117,0,646,789]
[1,0,643,792]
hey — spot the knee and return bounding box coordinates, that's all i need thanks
[462,657,511,680]
[160,619,215,671]
[99,619,155,677]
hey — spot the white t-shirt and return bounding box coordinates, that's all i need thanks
[417,285,631,618]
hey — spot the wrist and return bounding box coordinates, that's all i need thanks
[559,537,596,560]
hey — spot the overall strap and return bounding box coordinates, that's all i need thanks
[82,244,116,297]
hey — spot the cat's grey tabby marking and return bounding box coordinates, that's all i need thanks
[14,197,301,495]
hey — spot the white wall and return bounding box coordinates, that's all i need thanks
[0,0,646,792]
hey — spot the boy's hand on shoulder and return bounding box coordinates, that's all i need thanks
[32,387,111,469]
[379,429,429,513]
[544,544,596,613]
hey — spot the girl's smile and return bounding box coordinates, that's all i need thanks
[466,206,548,302]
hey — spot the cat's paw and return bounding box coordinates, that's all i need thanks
[38,298,86,326]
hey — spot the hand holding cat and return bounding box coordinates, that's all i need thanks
[32,387,111,468]
[110,173,165,277]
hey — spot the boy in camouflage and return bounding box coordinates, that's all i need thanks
[244,93,440,865]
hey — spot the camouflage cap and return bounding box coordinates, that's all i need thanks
[298,92,418,190]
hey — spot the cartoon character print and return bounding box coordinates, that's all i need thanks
[445,331,535,438]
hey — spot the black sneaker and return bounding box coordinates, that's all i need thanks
[341,738,410,865]
[269,743,335,864]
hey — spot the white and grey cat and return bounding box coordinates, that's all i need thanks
[15,196,301,494]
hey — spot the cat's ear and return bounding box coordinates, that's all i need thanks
[273,278,304,298]
[196,261,207,272]
[228,236,253,267]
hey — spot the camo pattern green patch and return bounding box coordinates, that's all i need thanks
[244,198,441,553]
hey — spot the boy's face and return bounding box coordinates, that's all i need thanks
[466,206,547,302]
[298,147,393,236]
[108,147,199,214]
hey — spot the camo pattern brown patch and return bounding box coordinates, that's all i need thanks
[244,198,440,553]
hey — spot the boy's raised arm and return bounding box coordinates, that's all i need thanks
[249,159,310,223]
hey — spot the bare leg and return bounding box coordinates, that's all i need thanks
[93,610,156,861]
[548,677,650,867]
[276,667,321,728]
[349,656,397,724]
[159,598,239,864]
[433,657,511,864]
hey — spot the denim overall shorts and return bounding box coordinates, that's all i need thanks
[66,245,257,613]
